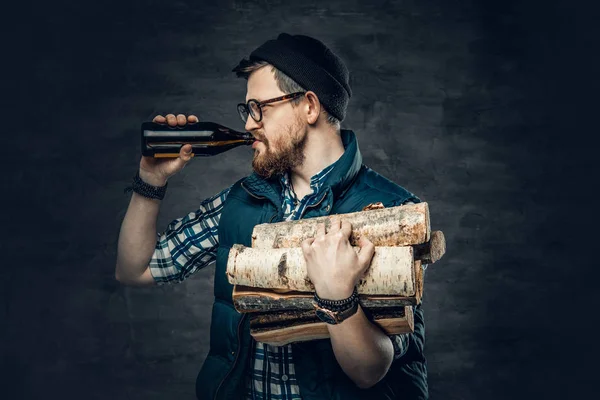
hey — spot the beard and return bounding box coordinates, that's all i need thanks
[252,115,307,179]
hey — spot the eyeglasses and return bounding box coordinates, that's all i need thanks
[237,91,306,123]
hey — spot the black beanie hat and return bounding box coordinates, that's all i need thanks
[232,33,352,122]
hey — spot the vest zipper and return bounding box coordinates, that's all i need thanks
[269,212,278,223]
[213,313,248,400]
[303,191,328,212]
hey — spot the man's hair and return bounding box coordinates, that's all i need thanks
[234,59,341,130]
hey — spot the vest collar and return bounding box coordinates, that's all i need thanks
[241,129,363,206]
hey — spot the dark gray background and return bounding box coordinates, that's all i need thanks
[3,0,598,399]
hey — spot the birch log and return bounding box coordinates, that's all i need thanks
[250,306,414,346]
[232,285,418,313]
[227,245,416,296]
[251,202,430,249]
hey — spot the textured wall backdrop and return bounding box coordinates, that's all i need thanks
[4,0,597,399]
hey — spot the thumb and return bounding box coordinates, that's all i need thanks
[301,237,315,258]
[164,145,194,176]
[357,236,375,269]
[179,144,195,162]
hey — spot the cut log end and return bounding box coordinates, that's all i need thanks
[413,230,446,265]
[428,230,446,263]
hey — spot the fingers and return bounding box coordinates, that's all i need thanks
[153,114,198,127]
[340,220,352,239]
[357,236,375,267]
[165,114,177,126]
[315,222,326,238]
[328,217,341,233]
[176,114,187,126]
[301,237,315,260]
[301,237,315,252]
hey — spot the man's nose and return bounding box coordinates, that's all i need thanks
[245,115,262,132]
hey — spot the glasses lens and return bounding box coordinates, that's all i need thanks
[248,100,262,122]
[237,104,248,123]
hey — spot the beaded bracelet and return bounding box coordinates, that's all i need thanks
[124,170,168,200]
[316,296,360,312]
[314,287,359,309]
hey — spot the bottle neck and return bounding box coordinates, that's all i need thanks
[228,128,253,140]
[210,122,253,140]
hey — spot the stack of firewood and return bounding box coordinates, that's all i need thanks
[226,202,445,346]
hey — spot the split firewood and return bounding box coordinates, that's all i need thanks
[232,285,418,313]
[249,306,414,346]
[227,245,416,295]
[232,259,424,313]
[251,202,431,249]
[228,201,443,345]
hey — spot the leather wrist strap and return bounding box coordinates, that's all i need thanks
[313,297,360,324]
[336,299,360,321]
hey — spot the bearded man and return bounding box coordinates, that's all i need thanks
[115,33,428,400]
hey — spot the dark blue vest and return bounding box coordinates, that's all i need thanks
[195,130,428,399]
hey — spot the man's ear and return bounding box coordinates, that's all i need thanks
[304,91,321,124]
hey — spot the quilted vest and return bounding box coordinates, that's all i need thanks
[195,129,428,399]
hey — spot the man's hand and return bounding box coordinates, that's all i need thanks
[139,113,200,186]
[301,217,375,300]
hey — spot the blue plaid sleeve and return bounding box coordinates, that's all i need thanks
[149,185,232,284]
[389,304,418,360]
[389,333,410,360]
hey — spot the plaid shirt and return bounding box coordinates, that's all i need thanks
[149,165,411,399]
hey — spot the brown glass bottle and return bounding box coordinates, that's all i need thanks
[141,121,255,158]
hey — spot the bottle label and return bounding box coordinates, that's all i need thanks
[147,140,248,149]
[143,130,214,137]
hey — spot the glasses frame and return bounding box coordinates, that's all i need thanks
[237,91,306,123]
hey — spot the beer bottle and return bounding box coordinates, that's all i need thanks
[141,121,255,158]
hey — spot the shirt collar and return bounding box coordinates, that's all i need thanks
[279,162,336,198]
